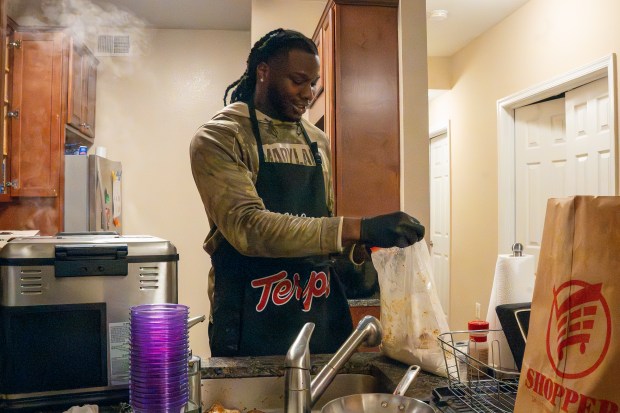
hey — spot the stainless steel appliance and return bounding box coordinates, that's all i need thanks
[64,155,123,234]
[0,233,179,412]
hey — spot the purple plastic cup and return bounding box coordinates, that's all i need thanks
[129,303,189,412]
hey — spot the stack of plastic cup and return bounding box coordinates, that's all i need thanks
[129,304,189,413]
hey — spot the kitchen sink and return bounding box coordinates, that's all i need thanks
[201,373,381,412]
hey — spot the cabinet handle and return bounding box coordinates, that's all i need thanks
[79,122,91,129]
[7,110,19,119]
[8,40,21,49]
[5,179,19,189]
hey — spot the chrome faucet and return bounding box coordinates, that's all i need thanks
[284,316,383,413]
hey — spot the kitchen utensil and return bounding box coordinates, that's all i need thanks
[436,330,520,412]
[321,365,436,413]
[187,355,201,413]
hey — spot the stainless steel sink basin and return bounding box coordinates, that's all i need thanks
[201,374,381,412]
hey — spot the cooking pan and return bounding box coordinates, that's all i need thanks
[321,365,436,413]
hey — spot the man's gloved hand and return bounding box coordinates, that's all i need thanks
[360,211,425,248]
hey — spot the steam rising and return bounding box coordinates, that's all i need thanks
[8,0,152,76]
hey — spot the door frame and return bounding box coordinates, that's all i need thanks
[497,54,617,254]
[429,124,450,252]
[429,124,450,317]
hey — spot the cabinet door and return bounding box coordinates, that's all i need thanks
[322,9,334,150]
[308,9,334,132]
[83,53,97,137]
[10,30,64,197]
[0,25,11,201]
[68,40,84,130]
[332,4,400,216]
[68,42,97,138]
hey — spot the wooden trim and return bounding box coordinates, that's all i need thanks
[332,0,398,6]
[14,24,68,33]
[0,0,6,201]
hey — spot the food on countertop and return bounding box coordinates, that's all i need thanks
[206,402,265,413]
[206,402,239,413]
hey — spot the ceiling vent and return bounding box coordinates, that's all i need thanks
[96,34,131,56]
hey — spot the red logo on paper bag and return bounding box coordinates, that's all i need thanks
[546,280,611,379]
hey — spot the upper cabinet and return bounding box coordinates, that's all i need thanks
[309,0,400,217]
[0,19,99,234]
[9,29,65,197]
[68,40,98,139]
[0,2,9,201]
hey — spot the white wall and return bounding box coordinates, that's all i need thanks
[95,29,250,358]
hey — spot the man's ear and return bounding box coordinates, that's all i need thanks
[256,62,269,83]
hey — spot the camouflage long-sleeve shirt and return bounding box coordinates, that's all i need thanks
[190,102,344,260]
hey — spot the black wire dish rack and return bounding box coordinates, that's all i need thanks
[433,330,521,413]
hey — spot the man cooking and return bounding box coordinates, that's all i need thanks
[190,28,425,357]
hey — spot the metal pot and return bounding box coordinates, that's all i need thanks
[320,366,436,413]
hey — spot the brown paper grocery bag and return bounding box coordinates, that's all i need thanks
[515,196,620,413]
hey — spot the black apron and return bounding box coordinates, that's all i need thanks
[209,103,353,357]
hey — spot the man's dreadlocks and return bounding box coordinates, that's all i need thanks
[223,28,318,106]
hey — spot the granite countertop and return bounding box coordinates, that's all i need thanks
[347,298,380,307]
[25,353,448,413]
[201,352,448,403]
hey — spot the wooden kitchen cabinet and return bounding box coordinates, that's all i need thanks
[0,24,98,234]
[309,0,400,217]
[0,4,9,202]
[68,40,98,140]
[9,29,64,198]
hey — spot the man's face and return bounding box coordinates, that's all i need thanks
[263,49,320,122]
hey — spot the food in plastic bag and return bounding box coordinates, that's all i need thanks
[371,240,450,377]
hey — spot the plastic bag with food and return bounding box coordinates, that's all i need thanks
[371,240,450,377]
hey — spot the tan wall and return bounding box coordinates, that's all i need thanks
[251,0,327,42]
[428,92,450,135]
[432,0,620,331]
[95,29,250,358]
[428,56,451,90]
[399,1,430,228]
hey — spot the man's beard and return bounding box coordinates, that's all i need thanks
[266,85,298,122]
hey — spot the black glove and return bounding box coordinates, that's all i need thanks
[360,211,425,248]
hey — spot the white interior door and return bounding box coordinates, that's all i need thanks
[515,98,566,263]
[515,77,612,264]
[565,77,614,195]
[430,131,450,317]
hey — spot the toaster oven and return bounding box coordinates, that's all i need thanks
[0,233,179,412]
